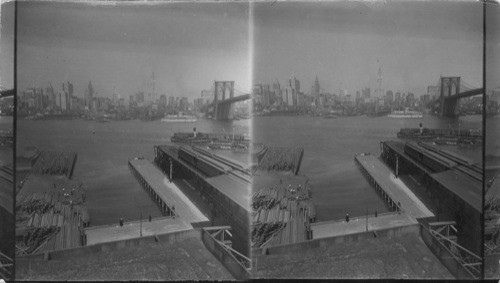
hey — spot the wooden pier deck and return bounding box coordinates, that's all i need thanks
[129,158,209,226]
[85,217,193,245]
[311,213,417,239]
[355,154,434,220]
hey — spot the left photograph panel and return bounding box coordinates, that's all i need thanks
[15,1,252,280]
[0,0,15,281]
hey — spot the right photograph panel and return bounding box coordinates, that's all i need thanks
[250,1,483,279]
[484,1,500,279]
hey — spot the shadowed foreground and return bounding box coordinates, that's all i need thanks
[252,233,453,279]
[17,237,234,281]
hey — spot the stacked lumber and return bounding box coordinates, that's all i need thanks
[255,147,303,174]
[484,194,500,254]
[31,151,77,178]
[15,188,89,256]
[251,183,315,248]
[17,227,59,255]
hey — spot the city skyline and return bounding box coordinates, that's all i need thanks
[253,71,434,98]
[253,1,483,96]
[13,2,252,99]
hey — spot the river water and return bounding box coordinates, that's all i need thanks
[253,114,482,221]
[16,115,483,224]
[17,118,250,226]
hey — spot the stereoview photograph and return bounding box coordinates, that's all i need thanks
[0,0,495,281]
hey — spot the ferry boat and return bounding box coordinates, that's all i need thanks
[388,109,423,119]
[161,113,197,123]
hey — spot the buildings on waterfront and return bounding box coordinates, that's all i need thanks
[17,79,212,120]
[252,74,484,116]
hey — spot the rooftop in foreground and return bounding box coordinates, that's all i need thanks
[17,237,233,281]
[252,233,453,279]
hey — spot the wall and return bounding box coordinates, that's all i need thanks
[17,229,200,263]
[253,223,420,255]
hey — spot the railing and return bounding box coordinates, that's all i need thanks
[428,221,481,279]
[0,251,13,280]
[201,226,250,280]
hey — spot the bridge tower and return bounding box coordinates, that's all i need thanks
[439,77,461,116]
[213,81,235,120]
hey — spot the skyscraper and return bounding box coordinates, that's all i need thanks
[313,76,320,96]
[377,67,383,97]
[85,80,94,111]
[289,76,300,93]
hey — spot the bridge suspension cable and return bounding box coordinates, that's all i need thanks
[460,80,478,92]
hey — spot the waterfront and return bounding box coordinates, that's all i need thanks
[253,114,482,222]
[17,118,250,226]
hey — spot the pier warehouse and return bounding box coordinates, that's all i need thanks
[154,145,251,256]
[380,141,482,255]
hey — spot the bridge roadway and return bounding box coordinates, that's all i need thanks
[215,94,250,106]
[129,158,209,226]
[444,88,483,100]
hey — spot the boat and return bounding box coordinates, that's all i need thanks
[322,113,339,119]
[388,109,423,119]
[96,117,111,123]
[161,113,197,123]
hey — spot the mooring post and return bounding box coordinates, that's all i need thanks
[395,156,399,178]
[169,158,173,182]
[365,208,368,232]
[140,212,143,237]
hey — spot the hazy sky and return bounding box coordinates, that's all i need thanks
[253,1,483,96]
[486,2,500,92]
[0,1,494,98]
[12,1,251,99]
[0,1,14,90]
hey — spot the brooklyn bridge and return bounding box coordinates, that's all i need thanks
[431,76,483,117]
[201,81,250,121]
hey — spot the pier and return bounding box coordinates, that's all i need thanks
[380,140,482,255]
[312,213,417,239]
[85,217,193,245]
[355,153,434,220]
[128,158,209,227]
[153,144,250,255]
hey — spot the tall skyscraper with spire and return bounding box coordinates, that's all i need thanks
[377,67,383,97]
[85,80,94,111]
[149,71,157,102]
[313,76,320,96]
